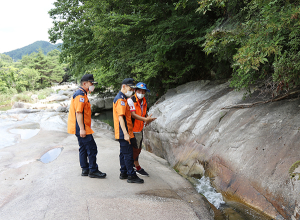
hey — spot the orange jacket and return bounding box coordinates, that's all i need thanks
[129,94,147,133]
[113,91,134,139]
[67,87,93,135]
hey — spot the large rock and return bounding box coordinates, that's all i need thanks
[46,94,69,102]
[12,102,33,109]
[104,97,114,109]
[90,96,114,112]
[144,80,300,219]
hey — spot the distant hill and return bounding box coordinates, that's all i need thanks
[3,41,62,61]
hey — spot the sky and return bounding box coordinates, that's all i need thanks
[0,0,59,53]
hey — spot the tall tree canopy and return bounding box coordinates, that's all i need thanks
[49,0,220,95]
[49,0,300,97]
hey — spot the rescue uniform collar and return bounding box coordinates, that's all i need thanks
[119,91,126,99]
[79,87,88,95]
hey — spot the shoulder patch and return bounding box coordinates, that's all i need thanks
[79,97,85,103]
[121,101,125,106]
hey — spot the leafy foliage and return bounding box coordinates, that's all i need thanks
[49,0,218,96]
[49,0,300,97]
[0,49,67,93]
[201,0,300,94]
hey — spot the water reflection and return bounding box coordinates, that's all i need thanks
[40,148,63,164]
[92,110,114,128]
[9,123,40,140]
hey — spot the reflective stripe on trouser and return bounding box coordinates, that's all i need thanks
[76,134,98,173]
[119,139,136,176]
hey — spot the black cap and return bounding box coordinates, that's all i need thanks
[121,78,137,88]
[81,74,98,84]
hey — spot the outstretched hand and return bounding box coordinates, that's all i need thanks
[145,114,157,125]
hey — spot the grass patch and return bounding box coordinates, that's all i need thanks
[0,87,54,111]
[36,88,54,100]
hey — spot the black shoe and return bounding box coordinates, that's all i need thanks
[119,173,128,180]
[81,169,89,176]
[88,170,106,178]
[136,168,149,176]
[127,175,144,184]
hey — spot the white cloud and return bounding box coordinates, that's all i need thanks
[0,0,58,53]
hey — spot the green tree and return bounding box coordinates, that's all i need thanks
[28,49,64,88]
[0,54,13,68]
[199,0,300,94]
[49,0,216,95]
[19,68,41,90]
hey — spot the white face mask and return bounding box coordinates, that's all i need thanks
[136,93,145,99]
[89,85,95,92]
[125,90,133,97]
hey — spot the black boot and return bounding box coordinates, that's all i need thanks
[88,170,106,178]
[119,173,128,179]
[81,169,89,176]
[127,175,144,183]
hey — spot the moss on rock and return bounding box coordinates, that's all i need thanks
[289,160,300,179]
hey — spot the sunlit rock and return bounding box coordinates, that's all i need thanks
[144,80,300,219]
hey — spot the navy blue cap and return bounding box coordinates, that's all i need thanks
[81,74,98,84]
[121,78,137,88]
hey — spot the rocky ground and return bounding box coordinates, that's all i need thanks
[0,110,213,220]
[11,83,115,113]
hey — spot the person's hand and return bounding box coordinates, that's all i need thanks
[145,114,157,124]
[80,129,86,138]
[124,133,131,144]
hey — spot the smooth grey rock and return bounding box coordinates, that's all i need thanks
[6,108,41,114]
[12,102,32,109]
[0,112,213,220]
[144,80,300,219]
[104,97,114,109]
[46,94,69,102]
[55,106,67,112]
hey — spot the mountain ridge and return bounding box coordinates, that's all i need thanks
[2,41,62,61]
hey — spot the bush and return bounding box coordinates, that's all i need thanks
[13,93,31,103]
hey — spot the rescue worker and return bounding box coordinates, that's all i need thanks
[113,78,144,183]
[67,74,106,178]
[127,82,156,176]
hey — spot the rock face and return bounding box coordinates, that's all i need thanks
[11,84,115,113]
[90,96,115,112]
[144,80,300,219]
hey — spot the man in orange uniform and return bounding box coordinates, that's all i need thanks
[127,82,156,176]
[68,74,106,178]
[113,78,144,183]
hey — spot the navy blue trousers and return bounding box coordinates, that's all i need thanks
[76,134,98,173]
[119,139,136,176]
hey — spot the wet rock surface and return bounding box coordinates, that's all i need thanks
[0,111,213,219]
[144,80,300,219]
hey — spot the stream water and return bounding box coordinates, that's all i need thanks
[92,110,114,128]
[194,176,272,220]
